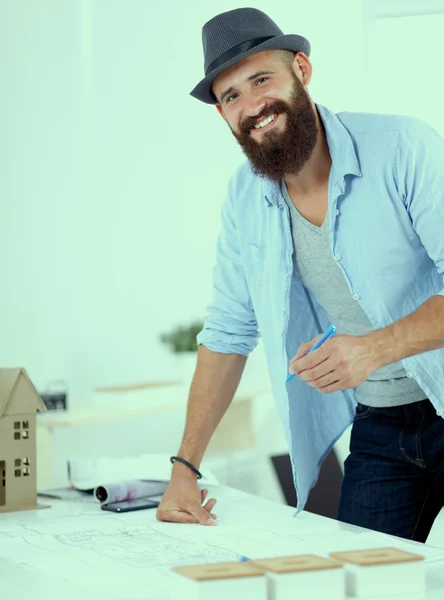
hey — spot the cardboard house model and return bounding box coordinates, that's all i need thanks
[0,368,48,513]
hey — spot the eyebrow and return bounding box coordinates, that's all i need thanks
[219,70,275,104]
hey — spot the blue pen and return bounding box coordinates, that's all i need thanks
[286,325,336,383]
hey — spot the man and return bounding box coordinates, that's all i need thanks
[157,7,444,542]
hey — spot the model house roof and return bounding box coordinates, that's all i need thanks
[0,368,47,418]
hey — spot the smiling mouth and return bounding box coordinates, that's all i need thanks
[251,113,278,132]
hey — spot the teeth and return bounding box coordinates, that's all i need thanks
[254,114,275,129]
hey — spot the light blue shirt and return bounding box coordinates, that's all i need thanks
[197,104,444,512]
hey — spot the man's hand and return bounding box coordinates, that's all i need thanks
[289,333,379,394]
[156,475,217,526]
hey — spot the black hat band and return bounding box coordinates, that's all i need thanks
[206,36,275,75]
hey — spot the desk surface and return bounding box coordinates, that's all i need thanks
[0,486,443,600]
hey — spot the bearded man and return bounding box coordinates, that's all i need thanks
[157,8,444,543]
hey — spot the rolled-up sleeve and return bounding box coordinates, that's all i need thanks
[196,180,260,356]
[397,119,444,297]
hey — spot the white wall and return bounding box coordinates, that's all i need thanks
[1,0,365,404]
[362,9,444,135]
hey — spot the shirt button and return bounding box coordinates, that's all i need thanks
[352,293,360,301]
[406,371,413,378]
[437,409,444,417]
[335,209,340,216]
[334,253,341,261]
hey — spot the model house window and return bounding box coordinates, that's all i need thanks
[13,421,30,439]
[363,1,444,134]
[14,421,21,439]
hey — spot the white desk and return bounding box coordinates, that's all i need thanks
[0,485,443,599]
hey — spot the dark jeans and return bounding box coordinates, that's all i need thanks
[337,399,444,543]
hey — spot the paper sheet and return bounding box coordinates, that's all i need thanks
[1,489,443,599]
[0,519,240,599]
[38,486,95,502]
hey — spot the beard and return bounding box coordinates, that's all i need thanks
[231,73,319,182]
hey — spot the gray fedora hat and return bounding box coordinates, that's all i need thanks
[190,7,311,104]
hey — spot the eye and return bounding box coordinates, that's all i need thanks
[256,77,268,85]
[226,93,238,104]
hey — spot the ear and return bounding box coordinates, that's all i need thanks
[292,51,313,86]
[215,103,227,122]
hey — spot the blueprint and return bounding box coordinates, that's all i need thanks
[0,520,235,598]
[0,488,443,599]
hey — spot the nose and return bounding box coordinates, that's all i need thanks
[243,93,266,119]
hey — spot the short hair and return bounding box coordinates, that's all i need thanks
[274,49,295,69]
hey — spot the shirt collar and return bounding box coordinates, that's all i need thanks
[262,103,362,207]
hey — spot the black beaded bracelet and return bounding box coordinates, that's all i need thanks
[170,456,203,479]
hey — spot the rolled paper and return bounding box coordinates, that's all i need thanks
[94,480,168,503]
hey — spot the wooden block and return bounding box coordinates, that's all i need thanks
[329,547,425,597]
[170,562,268,600]
[330,547,424,566]
[249,555,346,600]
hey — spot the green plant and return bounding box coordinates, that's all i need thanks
[159,320,204,353]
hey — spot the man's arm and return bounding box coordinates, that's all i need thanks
[174,344,246,468]
[156,345,246,525]
[289,295,444,394]
[366,295,444,369]
[157,173,258,524]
